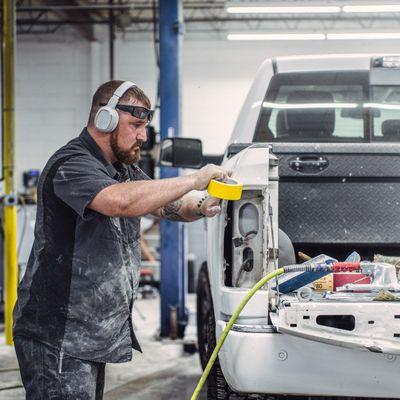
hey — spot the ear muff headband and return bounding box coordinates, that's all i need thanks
[107,81,136,108]
[94,81,137,133]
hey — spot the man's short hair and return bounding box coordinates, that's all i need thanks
[87,80,151,126]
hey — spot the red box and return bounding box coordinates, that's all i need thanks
[333,273,371,290]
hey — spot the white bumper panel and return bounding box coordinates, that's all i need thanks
[270,301,400,355]
[217,320,400,397]
[220,288,268,318]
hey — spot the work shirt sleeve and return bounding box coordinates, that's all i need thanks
[53,155,118,220]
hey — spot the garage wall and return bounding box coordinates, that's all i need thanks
[15,27,400,185]
[16,31,92,185]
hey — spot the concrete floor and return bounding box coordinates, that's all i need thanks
[0,294,206,400]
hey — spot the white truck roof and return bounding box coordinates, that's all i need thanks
[276,53,377,73]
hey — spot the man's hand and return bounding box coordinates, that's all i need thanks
[150,164,230,222]
[200,196,221,218]
[191,164,231,191]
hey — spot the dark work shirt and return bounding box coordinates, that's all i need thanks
[13,128,149,363]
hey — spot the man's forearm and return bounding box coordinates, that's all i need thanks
[90,163,228,219]
[89,175,196,218]
[158,193,205,222]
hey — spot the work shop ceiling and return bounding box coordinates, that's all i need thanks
[16,0,400,39]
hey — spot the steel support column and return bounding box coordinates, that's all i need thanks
[2,0,18,346]
[159,0,187,338]
[108,0,114,80]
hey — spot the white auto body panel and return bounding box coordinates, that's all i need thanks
[208,146,278,321]
[219,288,268,319]
[217,321,400,397]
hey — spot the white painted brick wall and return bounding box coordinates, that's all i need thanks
[15,26,400,186]
[16,29,91,188]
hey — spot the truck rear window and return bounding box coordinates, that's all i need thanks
[254,71,400,143]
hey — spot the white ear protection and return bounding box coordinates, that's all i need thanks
[94,81,137,133]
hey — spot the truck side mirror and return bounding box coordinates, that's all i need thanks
[159,138,203,169]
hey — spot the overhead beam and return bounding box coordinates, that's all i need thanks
[17,14,400,25]
[40,0,96,41]
[17,19,108,25]
[17,4,132,12]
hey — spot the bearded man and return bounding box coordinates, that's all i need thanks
[13,80,228,399]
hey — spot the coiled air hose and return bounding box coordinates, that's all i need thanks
[190,261,360,399]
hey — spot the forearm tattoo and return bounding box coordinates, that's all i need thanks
[160,200,189,222]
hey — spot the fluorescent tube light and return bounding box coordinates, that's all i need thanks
[260,102,400,110]
[343,5,400,13]
[364,103,400,110]
[227,33,326,41]
[226,5,341,14]
[262,102,358,109]
[327,32,400,40]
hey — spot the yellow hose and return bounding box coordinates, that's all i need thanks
[190,267,285,399]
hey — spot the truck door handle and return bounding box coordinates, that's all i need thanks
[289,156,329,172]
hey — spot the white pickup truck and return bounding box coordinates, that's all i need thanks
[161,54,400,399]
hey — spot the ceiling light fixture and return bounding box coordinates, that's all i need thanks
[228,32,400,41]
[327,32,400,39]
[343,5,400,13]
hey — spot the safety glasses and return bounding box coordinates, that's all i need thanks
[100,103,154,122]
[116,104,154,122]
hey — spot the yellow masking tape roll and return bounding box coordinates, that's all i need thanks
[207,178,243,201]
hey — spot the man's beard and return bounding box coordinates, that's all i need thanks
[110,132,142,165]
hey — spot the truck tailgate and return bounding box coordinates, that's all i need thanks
[272,143,400,246]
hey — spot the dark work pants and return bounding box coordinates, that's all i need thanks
[14,336,106,400]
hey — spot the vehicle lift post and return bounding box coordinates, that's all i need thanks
[159,0,188,338]
[2,0,18,346]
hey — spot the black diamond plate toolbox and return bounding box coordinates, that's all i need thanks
[272,143,400,245]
